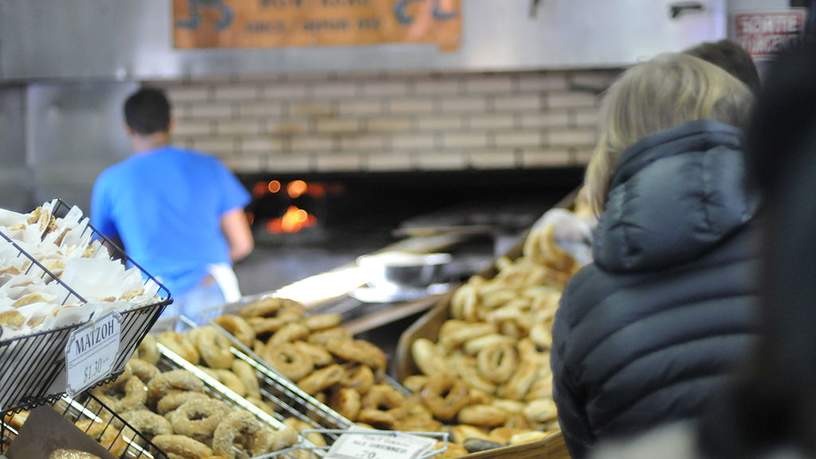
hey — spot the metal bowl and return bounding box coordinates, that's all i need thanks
[356,252,452,289]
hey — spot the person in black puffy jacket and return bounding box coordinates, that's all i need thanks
[551,53,757,458]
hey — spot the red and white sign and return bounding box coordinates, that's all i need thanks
[733,9,807,59]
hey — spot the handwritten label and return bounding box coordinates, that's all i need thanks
[64,312,121,396]
[326,431,436,459]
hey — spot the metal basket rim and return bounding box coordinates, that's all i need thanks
[0,298,172,346]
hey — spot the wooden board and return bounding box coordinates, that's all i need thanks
[466,434,570,459]
[343,295,442,336]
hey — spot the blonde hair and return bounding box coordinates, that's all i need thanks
[586,53,754,214]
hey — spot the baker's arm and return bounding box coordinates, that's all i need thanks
[221,208,254,261]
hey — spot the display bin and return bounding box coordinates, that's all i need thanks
[176,315,353,436]
[394,191,576,458]
[154,342,327,456]
[0,393,168,458]
[0,199,171,413]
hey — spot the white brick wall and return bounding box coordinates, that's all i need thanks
[311,82,358,98]
[417,115,464,131]
[548,92,598,109]
[469,150,517,169]
[495,131,543,148]
[388,98,436,114]
[150,68,617,173]
[361,81,411,97]
[166,86,210,103]
[468,114,515,130]
[315,118,360,134]
[392,134,436,150]
[464,76,514,93]
[520,112,569,129]
[239,102,285,117]
[367,117,414,132]
[369,153,413,171]
[517,74,569,92]
[440,97,489,113]
[414,79,460,95]
[173,120,212,136]
[291,136,334,152]
[213,85,259,101]
[443,132,489,149]
[522,149,572,168]
[263,83,308,99]
[315,153,365,172]
[417,152,467,170]
[493,95,542,112]
[340,135,389,151]
[215,119,262,135]
[338,99,384,115]
[240,137,283,154]
[187,103,233,118]
[549,128,597,147]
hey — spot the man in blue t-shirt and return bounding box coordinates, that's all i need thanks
[91,87,254,323]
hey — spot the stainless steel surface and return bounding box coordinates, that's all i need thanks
[26,82,137,210]
[1,0,725,80]
[357,252,452,289]
[350,283,451,304]
[0,86,32,211]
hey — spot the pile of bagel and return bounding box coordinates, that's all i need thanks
[404,218,582,453]
[154,327,275,416]
[82,334,314,459]
[214,299,420,429]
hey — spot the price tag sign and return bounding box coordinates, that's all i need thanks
[64,312,121,396]
[326,431,436,459]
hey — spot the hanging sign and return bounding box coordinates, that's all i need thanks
[732,9,807,59]
[173,0,461,52]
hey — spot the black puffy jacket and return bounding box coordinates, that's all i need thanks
[551,120,761,458]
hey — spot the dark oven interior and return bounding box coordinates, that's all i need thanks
[235,168,584,295]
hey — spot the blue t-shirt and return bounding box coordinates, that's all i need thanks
[91,146,250,297]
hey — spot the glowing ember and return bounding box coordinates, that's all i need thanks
[252,182,268,197]
[266,205,318,233]
[287,180,308,199]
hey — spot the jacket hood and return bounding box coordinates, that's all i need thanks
[593,119,758,272]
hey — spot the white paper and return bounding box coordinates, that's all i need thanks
[326,431,436,459]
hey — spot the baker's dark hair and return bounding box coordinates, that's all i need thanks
[124,87,171,135]
[685,39,761,94]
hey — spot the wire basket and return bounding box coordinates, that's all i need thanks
[0,393,168,458]
[0,199,172,412]
[176,316,353,436]
[155,344,327,457]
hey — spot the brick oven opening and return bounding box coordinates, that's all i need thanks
[235,167,583,294]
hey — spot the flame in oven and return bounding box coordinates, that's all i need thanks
[266,205,318,234]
